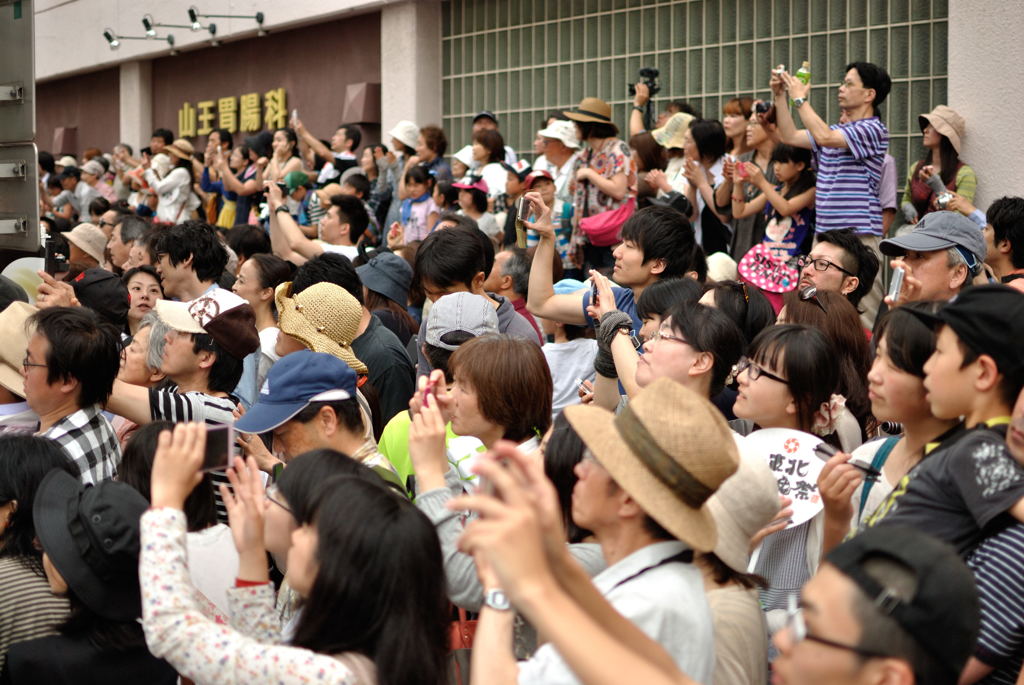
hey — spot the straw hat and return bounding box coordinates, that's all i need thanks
[563,97,614,124]
[275,281,367,374]
[651,112,696,149]
[918,105,966,155]
[564,377,740,552]
[61,223,107,264]
[706,443,781,573]
[0,301,37,397]
[164,138,195,161]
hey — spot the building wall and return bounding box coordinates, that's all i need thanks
[36,67,120,156]
[150,12,381,149]
[441,0,949,188]
[948,1,1024,208]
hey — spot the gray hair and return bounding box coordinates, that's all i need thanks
[142,310,172,371]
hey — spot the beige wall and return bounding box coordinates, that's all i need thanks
[948,1,1024,209]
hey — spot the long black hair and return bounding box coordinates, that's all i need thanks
[0,435,80,571]
[919,132,961,187]
[873,301,944,378]
[544,413,593,544]
[290,476,449,685]
[770,143,816,197]
[704,281,776,347]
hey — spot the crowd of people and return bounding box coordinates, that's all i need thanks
[3,57,1023,685]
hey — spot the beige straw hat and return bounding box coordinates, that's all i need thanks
[61,223,107,264]
[0,301,37,397]
[564,377,740,552]
[275,281,367,374]
[651,112,696,149]
[563,97,614,124]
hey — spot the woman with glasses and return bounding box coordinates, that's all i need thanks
[731,324,843,647]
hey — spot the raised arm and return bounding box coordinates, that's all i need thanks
[523,191,589,325]
[777,71,846,149]
[770,72,815,150]
[745,163,816,217]
[267,183,319,265]
[106,379,154,425]
[292,117,332,162]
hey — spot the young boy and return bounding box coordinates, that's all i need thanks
[863,284,1024,557]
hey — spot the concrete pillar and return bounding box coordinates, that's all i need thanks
[380,0,442,137]
[119,60,152,153]
[948,2,1024,209]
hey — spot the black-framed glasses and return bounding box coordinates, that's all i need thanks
[799,285,829,315]
[265,483,291,513]
[21,356,47,371]
[731,356,787,384]
[800,256,854,277]
[786,596,889,659]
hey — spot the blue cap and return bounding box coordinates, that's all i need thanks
[553,278,587,295]
[235,350,357,434]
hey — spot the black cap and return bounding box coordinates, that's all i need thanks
[0,275,28,313]
[33,471,150,621]
[827,525,979,680]
[908,284,1024,382]
[473,110,498,124]
[72,267,129,330]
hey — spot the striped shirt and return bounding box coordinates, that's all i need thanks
[967,523,1024,684]
[41,405,121,485]
[0,556,69,671]
[809,117,888,236]
[149,387,238,522]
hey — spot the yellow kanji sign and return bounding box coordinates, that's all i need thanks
[240,93,261,133]
[197,100,216,136]
[263,87,287,130]
[218,96,238,134]
[177,101,196,138]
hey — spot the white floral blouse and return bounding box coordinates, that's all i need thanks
[140,508,375,684]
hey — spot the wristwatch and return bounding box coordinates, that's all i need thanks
[632,105,644,112]
[792,96,808,108]
[274,205,290,214]
[484,588,512,612]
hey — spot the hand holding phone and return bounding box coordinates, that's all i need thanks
[202,424,234,472]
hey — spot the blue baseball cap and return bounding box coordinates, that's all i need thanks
[235,350,357,434]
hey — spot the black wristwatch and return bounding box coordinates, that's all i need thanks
[274,205,290,214]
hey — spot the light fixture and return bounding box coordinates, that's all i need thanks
[188,6,266,36]
[102,28,176,52]
[142,15,156,37]
[142,13,216,42]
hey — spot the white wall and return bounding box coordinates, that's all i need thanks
[33,0,385,81]
[948,1,1024,208]
[380,0,442,135]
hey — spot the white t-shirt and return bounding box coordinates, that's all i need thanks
[542,338,598,420]
[185,523,239,616]
[316,241,360,261]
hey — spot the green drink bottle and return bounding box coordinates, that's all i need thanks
[795,61,811,85]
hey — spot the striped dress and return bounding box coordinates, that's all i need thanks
[967,522,1024,684]
[809,116,888,236]
[0,556,68,671]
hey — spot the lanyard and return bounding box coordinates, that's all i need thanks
[608,550,694,593]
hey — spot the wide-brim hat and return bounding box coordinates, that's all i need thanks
[356,251,413,307]
[564,377,740,552]
[34,471,150,621]
[164,138,195,161]
[651,112,696,149]
[0,301,36,397]
[275,281,368,374]
[452,145,475,168]
[919,105,966,155]
[537,119,581,149]
[707,441,780,573]
[563,97,614,125]
[61,222,107,264]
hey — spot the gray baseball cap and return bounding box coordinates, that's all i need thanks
[880,211,987,271]
[425,292,499,351]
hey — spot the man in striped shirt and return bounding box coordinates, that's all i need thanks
[771,60,892,325]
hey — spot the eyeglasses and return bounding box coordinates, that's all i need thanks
[21,356,47,371]
[785,596,889,659]
[265,483,292,513]
[731,356,787,384]
[648,328,689,346]
[799,285,829,315]
[800,256,854,276]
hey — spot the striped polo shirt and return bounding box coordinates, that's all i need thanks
[809,116,888,236]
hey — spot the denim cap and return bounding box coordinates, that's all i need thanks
[235,350,356,434]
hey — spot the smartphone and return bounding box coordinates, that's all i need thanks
[202,424,234,472]
[291,108,298,121]
[514,196,529,248]
[888,266,906,302]
[44,234,69,276]
[422,374,438,401]
[591,278,600,307]
[736,163,749,179]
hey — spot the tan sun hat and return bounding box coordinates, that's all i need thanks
[563,97,614,125]
[164,138,195,162]
[61,223,107,264]
[564,377,740,552]
[651,112,696,149]
[918,105,966,155]
[706,441,781,573]
[0,301,38,397]
[275,281,367,374]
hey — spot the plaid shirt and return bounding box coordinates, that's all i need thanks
[41,405,121,485]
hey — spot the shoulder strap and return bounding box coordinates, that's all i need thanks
[607,550,693,593]
[858,437,899,519]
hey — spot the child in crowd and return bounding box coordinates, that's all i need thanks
[400,165,439,243]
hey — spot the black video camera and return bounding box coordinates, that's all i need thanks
[628,67,661,97]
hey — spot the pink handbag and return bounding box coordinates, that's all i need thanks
[579,197,636,246]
